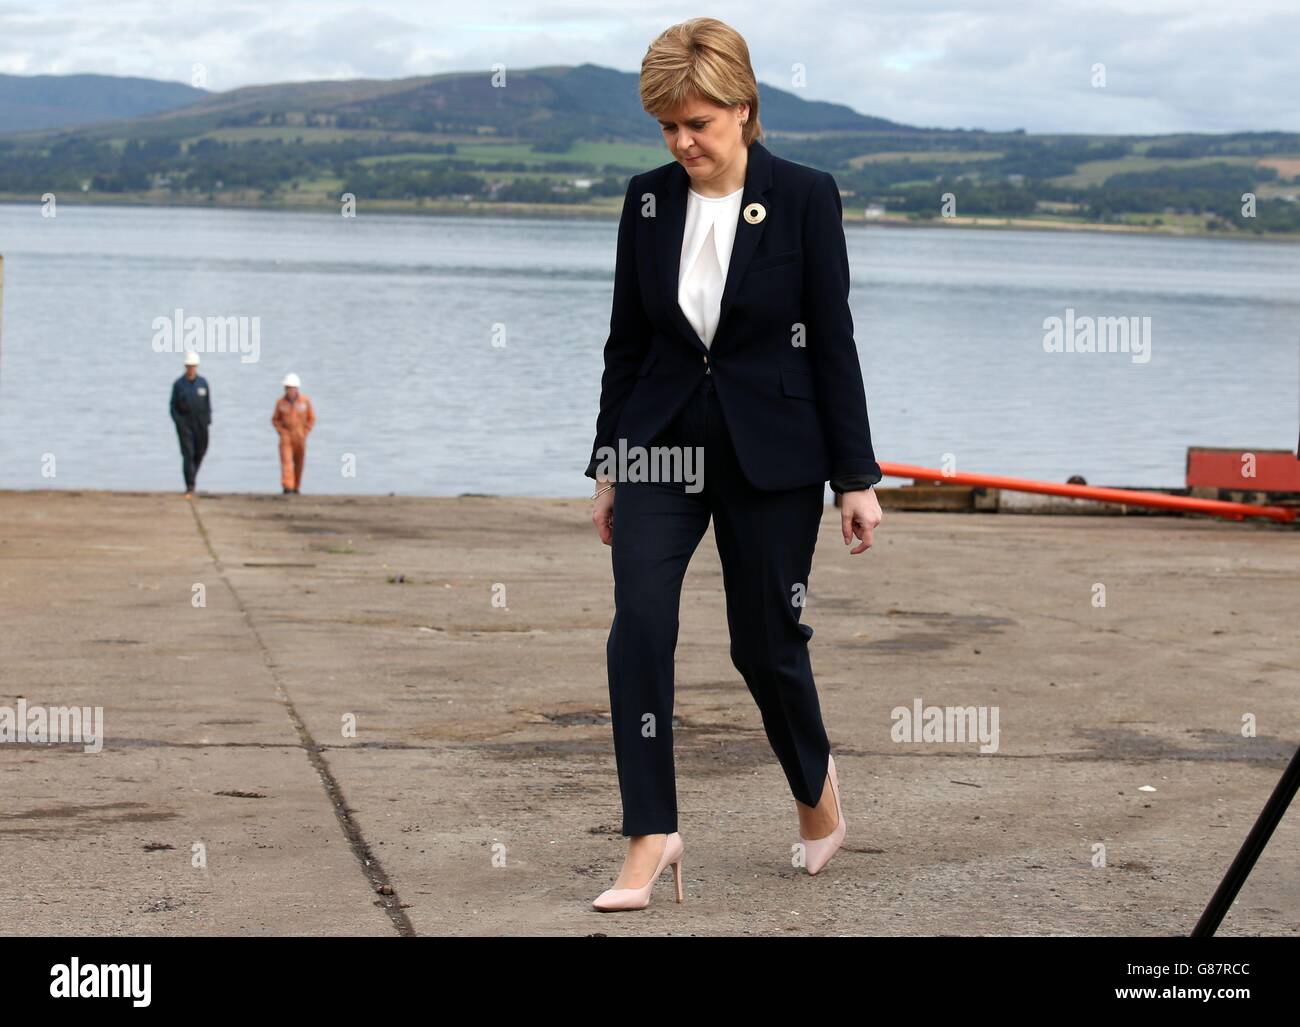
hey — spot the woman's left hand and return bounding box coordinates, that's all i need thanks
[840,488,883,555]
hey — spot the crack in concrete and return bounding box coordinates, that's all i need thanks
[188,502,416,937]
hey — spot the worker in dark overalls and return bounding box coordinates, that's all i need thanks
[170,351,212,499]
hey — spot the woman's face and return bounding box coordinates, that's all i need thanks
[655,97,749,184]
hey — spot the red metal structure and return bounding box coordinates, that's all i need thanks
[1185,446,1300,492]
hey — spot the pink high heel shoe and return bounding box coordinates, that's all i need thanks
[798,755,845,875]
[591,832,685,911]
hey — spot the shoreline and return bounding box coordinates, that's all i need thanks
[2,193,1297,242]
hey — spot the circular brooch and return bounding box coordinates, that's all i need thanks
[743,202,766,224]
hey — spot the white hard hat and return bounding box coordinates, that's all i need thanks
[282,373,301,388]
[184,352,200,366]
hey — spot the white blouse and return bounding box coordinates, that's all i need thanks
[677,185,744,349]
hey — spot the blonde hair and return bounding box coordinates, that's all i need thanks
[639,18,763,145]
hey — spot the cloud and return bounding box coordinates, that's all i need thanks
[0,0,1296,132]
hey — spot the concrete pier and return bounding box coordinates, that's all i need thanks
[1,489,1296,935]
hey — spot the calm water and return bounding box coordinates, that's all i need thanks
[0,201,1296,495]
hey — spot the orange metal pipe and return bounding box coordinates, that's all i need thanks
[878,462,1296,524]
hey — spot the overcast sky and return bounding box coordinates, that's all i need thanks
[1,1,1296,134]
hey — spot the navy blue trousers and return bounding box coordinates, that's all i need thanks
[606,372,830,836]
[175,419,209,491]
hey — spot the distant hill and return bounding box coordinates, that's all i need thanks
[0,73,207,134]
[0,66,1296,235]
[10,63,914,144]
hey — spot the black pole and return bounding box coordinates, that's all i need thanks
[1192,743,1300,936]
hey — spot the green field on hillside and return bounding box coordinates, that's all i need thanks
[1050,154,1261,187]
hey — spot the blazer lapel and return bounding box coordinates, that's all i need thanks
[655,139,774,357]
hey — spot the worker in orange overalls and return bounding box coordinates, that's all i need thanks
[272,373,315,494]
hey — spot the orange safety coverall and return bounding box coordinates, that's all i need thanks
[272,393,315,490]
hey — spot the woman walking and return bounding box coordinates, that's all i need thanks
[585,17,885,911]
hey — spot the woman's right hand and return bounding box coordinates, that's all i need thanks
[592,482,615,546]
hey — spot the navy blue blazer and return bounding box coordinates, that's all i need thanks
[171,374,212,426]
[584,138,882,493]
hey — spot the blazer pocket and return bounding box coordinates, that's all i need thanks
[780,366,817,401]
[749,248,802,272]
[636,350,659,376]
